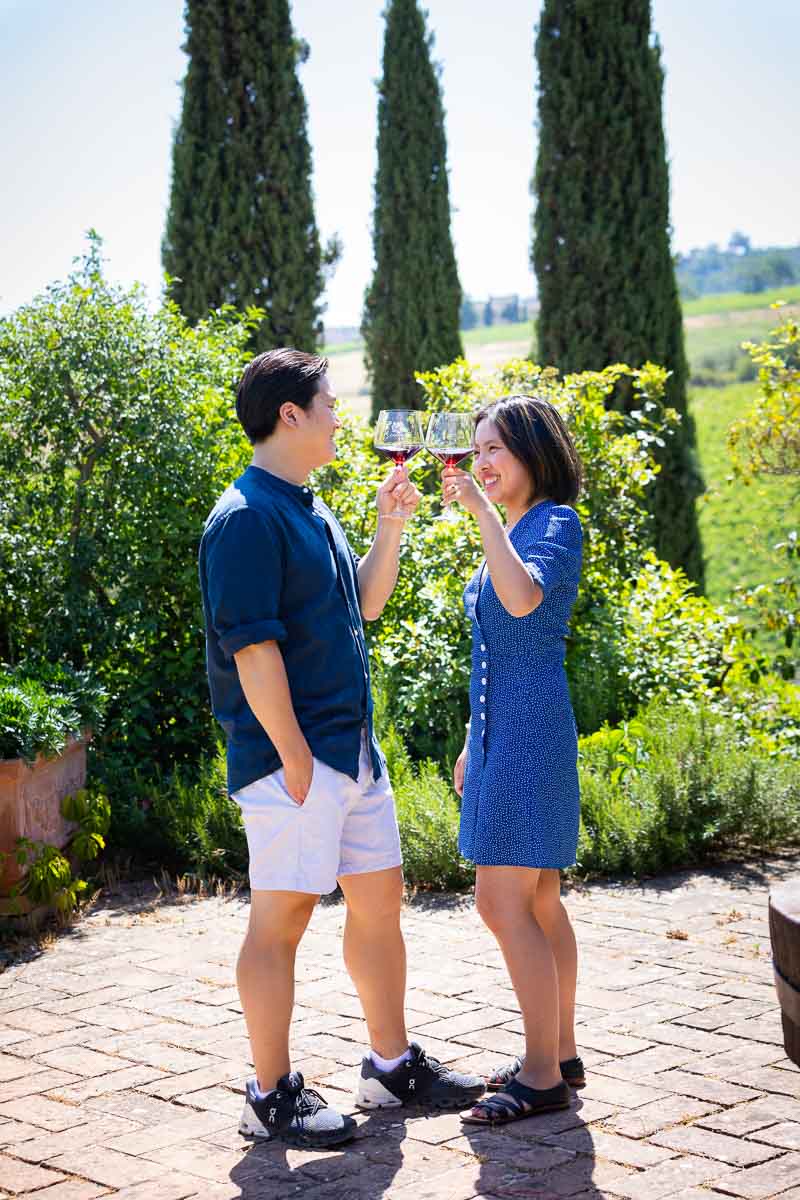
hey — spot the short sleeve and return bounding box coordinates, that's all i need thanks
[520,506,582,599]
[203,508,288,658]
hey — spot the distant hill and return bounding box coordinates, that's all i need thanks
[676,234,800,298]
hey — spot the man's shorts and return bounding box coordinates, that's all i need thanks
[231,734,402,894]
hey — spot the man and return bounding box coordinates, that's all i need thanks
[199,349,484,1149]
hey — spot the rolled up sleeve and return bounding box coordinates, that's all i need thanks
[205,509,287,658]
[521,506,582,599]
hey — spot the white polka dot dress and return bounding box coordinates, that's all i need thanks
[459,501,583,868]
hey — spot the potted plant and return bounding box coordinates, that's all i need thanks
[0,662,106,912]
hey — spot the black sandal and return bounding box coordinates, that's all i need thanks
[485,1055,586,1091]
[462,1077,570,1126]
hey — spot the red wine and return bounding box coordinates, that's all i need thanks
[375,444,423,466]
[429,448,473,468]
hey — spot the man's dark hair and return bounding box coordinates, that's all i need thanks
[475,394,582,505]
[235,348,329,444]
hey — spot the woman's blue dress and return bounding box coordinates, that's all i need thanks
[459,500,583,869]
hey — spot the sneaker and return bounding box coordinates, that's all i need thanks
[355,1042,485,1110]
[239,1071,356,1148]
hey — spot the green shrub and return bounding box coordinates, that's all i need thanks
[576,699,800,877]
[382,725,473,891]
[0,236,252,775]
[3,786,111,918]
[108,750,248,881]
[317,357,731,757]
[0,663,105,763]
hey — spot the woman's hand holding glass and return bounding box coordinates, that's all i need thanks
[442,465,491,518]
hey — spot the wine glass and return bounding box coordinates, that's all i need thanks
[373,409,425,519]
[425,412,475,522]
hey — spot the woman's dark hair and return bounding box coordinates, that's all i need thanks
[474,394,582,504]
[235,348,329,444]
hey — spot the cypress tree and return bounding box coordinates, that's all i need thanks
[532,0,704,586]
[363,0,463,416]
[163,0,333,350]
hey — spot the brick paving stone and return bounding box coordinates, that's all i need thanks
[0,1058,43,1085]
[413,1007,516,1041]
[20,1182,108,1200]
[591,1044,696,1079]
[601,1152,722,1198]
[10,1113,140,1161]
[722,1066,800,1098]
[707,980,779,1003]
[649,1124,782,1166]
[603,1094,720,1139]
[544,1127,675,1169]
[0,1070,79,1105]
[170,1085,242,1115]
[574,1031,653,1057]
[651,1068,761,1105]
[1,1010,84,1037]
[634,1023,744,1055]
[0,1093,94,1131]
[697,1095,800,1136]
[579,1073,670,1109]
[107,1109,231,1155]
[750,1124,800,1152]
[697,1043,786,1078]
[138,1060,242,1100]
[50,1063,168,1102]
[711,1152,800,1198]
[0,1122,44,1147]
[35,1046,130,1077]
[0,1154,67,1193]
[45,1146,164,1188]
[722,1015,786,1046]
[92,1180,200,1200]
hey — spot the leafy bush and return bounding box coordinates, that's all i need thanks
[0,663,105,763]
[381,725,473,891]
[577,699,800,877]
[3,786,111,917]
[0,236,252,775]
[317,356,731,759]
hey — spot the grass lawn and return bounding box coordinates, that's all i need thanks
[682,285,800,317]
[690,382,792,605]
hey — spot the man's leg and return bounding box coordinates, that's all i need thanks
[237,888,318,1091]
[338,866,408,1059]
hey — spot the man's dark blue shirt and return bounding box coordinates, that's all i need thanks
[199,465,382,795]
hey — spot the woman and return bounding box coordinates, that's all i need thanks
[444,394,585,1127]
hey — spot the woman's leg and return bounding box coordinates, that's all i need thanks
[534,869,578,1062]
[474,865,561,1091]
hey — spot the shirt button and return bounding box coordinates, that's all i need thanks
[481,677,486,684]
[480,695,485,703]
[480,713,485,721]
[481,661,487,668]
[480,643,486,651]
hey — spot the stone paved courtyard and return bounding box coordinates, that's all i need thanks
[1,857,799,1200]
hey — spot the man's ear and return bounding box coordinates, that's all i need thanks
[278,401,300,428]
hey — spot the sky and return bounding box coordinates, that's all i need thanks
[1,0,798,328]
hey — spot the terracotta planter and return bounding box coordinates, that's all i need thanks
[0,735,88,896]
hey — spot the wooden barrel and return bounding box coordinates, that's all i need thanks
[769,881,800,1067]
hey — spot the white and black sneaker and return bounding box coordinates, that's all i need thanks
[240,1071,356,1148]
[355,1042,485,1110]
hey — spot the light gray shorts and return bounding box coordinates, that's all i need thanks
[231,736,402,894]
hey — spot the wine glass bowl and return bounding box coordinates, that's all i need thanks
[373,409,425,518]
[425,412,475,521]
